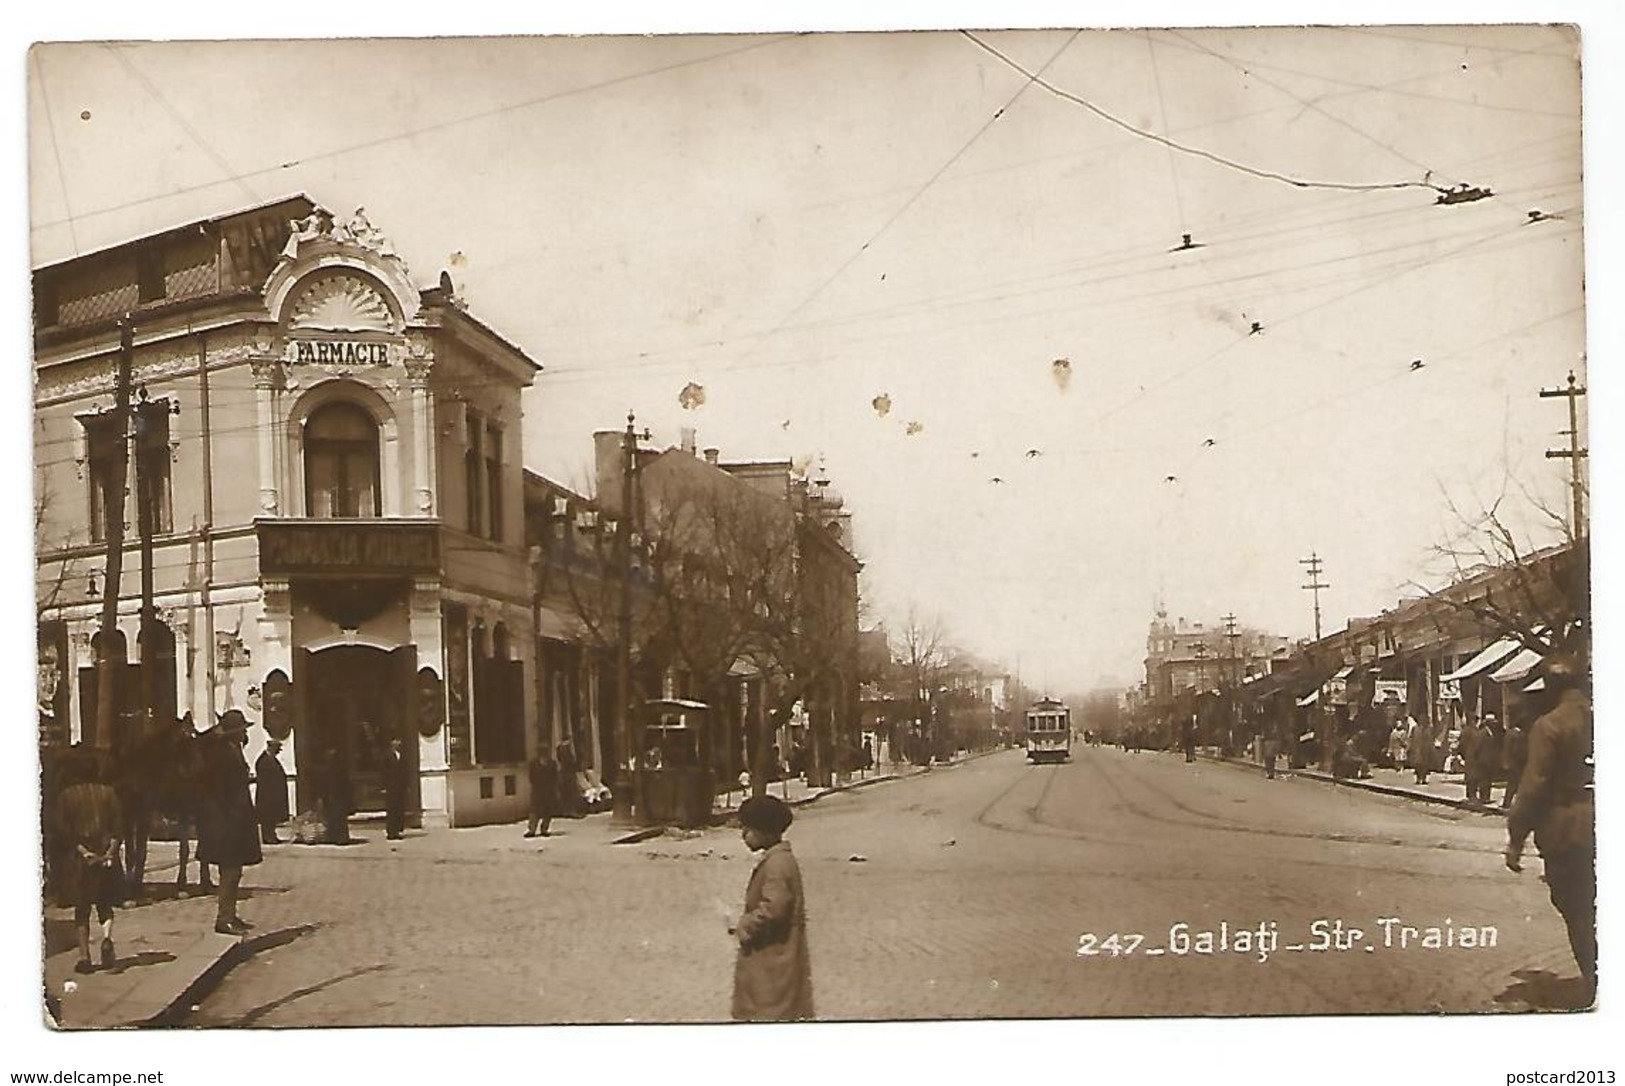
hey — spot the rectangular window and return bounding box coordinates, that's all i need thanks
[81,413,124,544]
[464,408,484,535]
[485,424,503,542]
[479,776,494,800]
[135,403,173,534]
[504,774,517,797]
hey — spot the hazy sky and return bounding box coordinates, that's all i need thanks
[24,20,1592,695]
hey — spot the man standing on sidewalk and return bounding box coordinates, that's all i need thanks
[254,739,289,845]
[1460,714,1499,805]
[198,711,263,935]
[1406,713,1432,785]
[1505,646,1594,1000]
[383,738,410,840]
[1501,715,1529,810]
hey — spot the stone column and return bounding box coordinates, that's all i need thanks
[410,578,450,827]
[251,358,283,516]
[405,350,435,517]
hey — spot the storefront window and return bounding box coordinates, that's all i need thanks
[305,401,381,518]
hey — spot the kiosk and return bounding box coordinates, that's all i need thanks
[634,699,714,828]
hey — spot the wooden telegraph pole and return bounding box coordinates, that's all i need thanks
[1540,371,1588,538]
[93,319,134,752]
[1300,553,1328,641]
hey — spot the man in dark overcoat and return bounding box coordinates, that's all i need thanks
[383,738,410,840]
[197,711,263,935]
[1506,648,1594,999]
[1461,714,1502,805]
[254,739,290,844]
[526,748,559,838]
[1501,716,1530,810]
[555,738,580,817]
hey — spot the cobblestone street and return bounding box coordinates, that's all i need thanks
[188,748,1580,1026]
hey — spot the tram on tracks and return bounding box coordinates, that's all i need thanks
[1024,697,1073,764]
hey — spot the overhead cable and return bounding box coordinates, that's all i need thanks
[960,31,1445,196]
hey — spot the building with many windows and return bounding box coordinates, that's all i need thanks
[34,196,540,827]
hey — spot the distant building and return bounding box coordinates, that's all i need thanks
[1142,610,1291,702]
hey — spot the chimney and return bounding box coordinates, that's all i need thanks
[680,427,698,455]
[703,448,719,465]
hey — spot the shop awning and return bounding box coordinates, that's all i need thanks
[1296,689,1319,707]
[1490,646,1544,683]
[536,604,588,642]
[1440,637,1522,682]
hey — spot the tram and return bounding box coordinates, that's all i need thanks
[1024,697,1073,764]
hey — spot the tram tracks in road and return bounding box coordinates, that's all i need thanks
[1094,751,1505,858]
[966,750,1508,882]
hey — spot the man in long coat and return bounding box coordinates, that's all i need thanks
[729,795,814,1022]
[383,738,410,840]
[1506,649,1594,998]
[1405,714,1433,784]
[197,711,262,935]
[1501,716,1530,810]
[1461,714,1502,805]
[254,739,289,844]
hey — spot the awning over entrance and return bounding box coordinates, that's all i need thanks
[1490,646,1544,683]
[1296,689,1318,707]
[1440,637,1522,682]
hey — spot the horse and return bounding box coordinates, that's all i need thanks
[113,715,214,900]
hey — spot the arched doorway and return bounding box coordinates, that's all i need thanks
[297,644,416,817]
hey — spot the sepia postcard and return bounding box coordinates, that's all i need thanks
[19,15,1607,1081]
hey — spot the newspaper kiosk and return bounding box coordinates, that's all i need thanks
[635,698,714,828]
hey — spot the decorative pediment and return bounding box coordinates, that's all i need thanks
[287,272,395,332]
[281,206,401,265]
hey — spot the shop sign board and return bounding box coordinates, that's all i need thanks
[259,520,441,577]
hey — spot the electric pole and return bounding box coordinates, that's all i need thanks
[1540,370,1588,538]
[1222,612,1240,687]
[1300,553,1328,641]
[611,410,647,825]
[93,318,134,752]
[1222,612,1240,755]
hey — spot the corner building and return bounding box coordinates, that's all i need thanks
[34,197,540,827]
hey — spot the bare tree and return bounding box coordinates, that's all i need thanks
[1412,471,1588,655]
[35,469,86,613]
[637,478,860,796]
[890,604,949,761]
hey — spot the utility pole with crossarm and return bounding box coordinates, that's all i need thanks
[1540,370,1588,539]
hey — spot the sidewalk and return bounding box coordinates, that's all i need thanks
[1201,750,1515,814]
[42,882,297,1030]
[41,752,968,1026]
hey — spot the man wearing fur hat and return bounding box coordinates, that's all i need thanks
[1505,638,1594,999]
[728,795,814,1021]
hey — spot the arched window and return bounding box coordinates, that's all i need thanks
[304,401,381,518]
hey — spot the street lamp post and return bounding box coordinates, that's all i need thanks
[610,411,644,826]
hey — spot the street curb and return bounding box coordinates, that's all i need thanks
[1198,753,1502,815]
[149,924,315,1028]
[614,754,1003,842]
